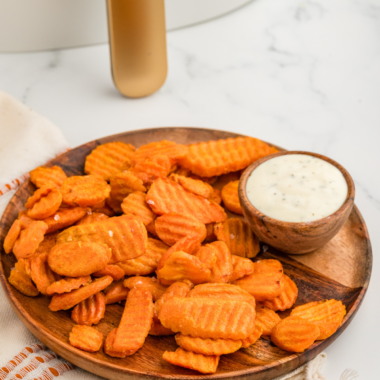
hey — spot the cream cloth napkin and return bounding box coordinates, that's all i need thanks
[0,90,327,380]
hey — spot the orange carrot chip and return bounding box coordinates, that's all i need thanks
[30,252,57,295]
[108,172,146,213]
[26,187,62,220]
[124,276,167,301]
[221,180,243,215]
[233,259,284,302]
[271,318,320,353]
[104,280,129,304]
[8,259,39,297]
[163,348,219,374]
[290,299,346,340]
[188,283,256,309]
[49,275,113,311]
[3,219,22,254]
[30,165,67,189]
[13,221,48,260]
[209,188,222,205]
[204,241,233,283]
[169,174,214,199]
[92,264,124,281]
[61,175,111,207]
[146,178,227,224]
[75,212,109,226]
[175,334,242,356]
[56,215,147,263]
[157,234,201,272]
[159,297,255,340]
[154,280,194,319]
[71,292,106,326]
[214,218,260,258]
[255,305,281,336]
[69,325,103,352]
[117,238,168,276]
[157,251,211,286]
[84,141,136,181]
[48,242,111,277]
[241,325,263,348]
[46,276,91,296]
[129,155,172,186]
[179,136,278,178]
[121,191,156,226]
[229,255,255,283]
[263,275,298,311]
[132,140,188,166]
[108,288,154,357]
[155,213,207,246]
[43,207,88,233]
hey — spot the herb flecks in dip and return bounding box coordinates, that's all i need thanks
[246,154,348,223]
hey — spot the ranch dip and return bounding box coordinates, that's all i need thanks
[246,154,348,223]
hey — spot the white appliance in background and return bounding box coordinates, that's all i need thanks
[0,0,253,52]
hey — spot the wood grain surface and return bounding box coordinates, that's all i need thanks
[0,127,372,380]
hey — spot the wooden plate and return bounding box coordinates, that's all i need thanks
[0,127,372,380]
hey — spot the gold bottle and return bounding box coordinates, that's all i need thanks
[107,0,167,98]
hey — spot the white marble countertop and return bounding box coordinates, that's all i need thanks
[1,0,379,378]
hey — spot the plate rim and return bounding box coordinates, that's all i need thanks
[0,127,372,379]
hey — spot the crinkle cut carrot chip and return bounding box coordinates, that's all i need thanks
[69,325,103,352]
[255,305,281,336]
[49,275,113,311]
[43,207,88,233]
[92,264,124,281]
[75,212,109,225]
[179,136,278,177]
[146,178,227,224]
[105,288,153,357]
[26,187,62,220]
[61,175,111,207]
[271,317,320,353]
[117,238,168,276]
[229,255,255,283]
[221,180,243,215]
[121,191,156,226]
[129,155,172,186]
[169,174,214,199]
[3,219,22,254]
[159,297,255,340]
[48,242,111,277]
[8,259,39,297]
[13,221,48,260]
[290,299,346,340]
[56,215,148,263]
[163,348,220,374]
[132,140,188,165]
[30,252,58,295]
[84,141,136,181]
[175,334,241,356]
[155,213,207,246]
[241,325,263,348]
[157,251,211,286]
[124,276,167,301]
[215,218,260,258]
[46,276,91,296]
[188,283,255,309]
[233,259,284,302]
[157,234,201,271]
[30,165,67,189]
[71,292,106,326]
[104,280,129,305]
[263,275,298,311]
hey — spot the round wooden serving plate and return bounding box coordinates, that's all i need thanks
[0,128,372,380]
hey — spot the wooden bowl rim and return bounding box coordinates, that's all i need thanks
[0,127,372,380]
[239,150,355,228]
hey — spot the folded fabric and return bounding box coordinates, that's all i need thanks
[0,90,327,379]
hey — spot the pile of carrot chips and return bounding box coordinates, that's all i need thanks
[4,137,346,374]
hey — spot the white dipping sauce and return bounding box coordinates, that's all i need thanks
[246,154,348,223]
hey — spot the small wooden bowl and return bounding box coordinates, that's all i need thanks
[239,151,355,254]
